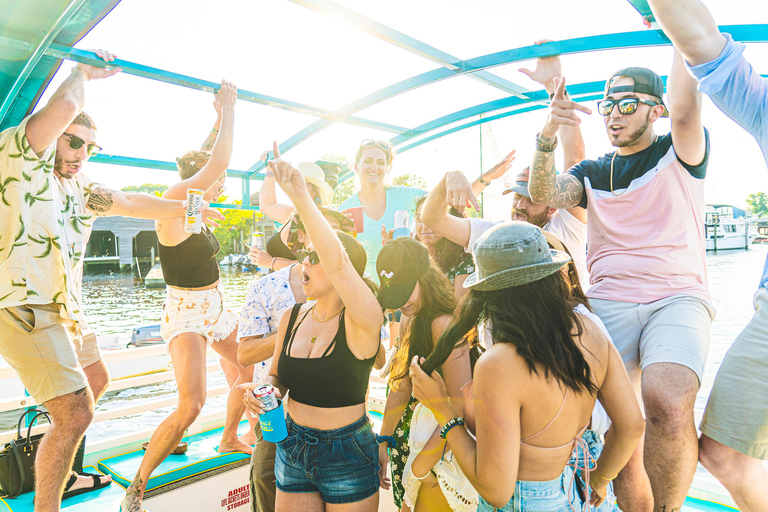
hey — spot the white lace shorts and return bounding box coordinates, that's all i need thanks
[160,282,238,348]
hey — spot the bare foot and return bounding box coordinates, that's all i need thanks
[240,429,257,446]
[218,438,253,455]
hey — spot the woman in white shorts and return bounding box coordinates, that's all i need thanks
[120,81,253,512]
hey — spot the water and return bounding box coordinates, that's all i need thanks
[4,248,768,447]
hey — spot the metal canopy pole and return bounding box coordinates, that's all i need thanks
[285,0,531,98]
[42,43,407,134]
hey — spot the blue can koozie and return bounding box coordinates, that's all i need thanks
[393,227,411,239]
[259,400,288,443]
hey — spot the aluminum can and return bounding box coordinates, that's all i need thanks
[394,209,409,230]
[251,232,264,251]
[393,209,410,239]
[184,189,205,234]
[253,384,279,412]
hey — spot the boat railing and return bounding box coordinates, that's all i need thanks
[0,345,390,466]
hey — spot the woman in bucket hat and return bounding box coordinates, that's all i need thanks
[410,221,644,511]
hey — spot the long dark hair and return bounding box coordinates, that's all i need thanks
[414,196,468,276]
[421,271,596,395]
[389,263,457,389]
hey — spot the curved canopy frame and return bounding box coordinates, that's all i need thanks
[1,0,766,209]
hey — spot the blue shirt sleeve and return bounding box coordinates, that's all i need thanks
[687,34,768,167]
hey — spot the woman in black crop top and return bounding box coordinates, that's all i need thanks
[121,82,254,512]
[243,143,384,510]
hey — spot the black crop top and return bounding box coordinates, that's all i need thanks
[158,228,220,288]
[277,304,378,408]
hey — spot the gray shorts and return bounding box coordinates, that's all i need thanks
[590,294,715,389]
[701,287,768,459]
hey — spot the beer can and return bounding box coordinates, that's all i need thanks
[184,189,205,234]
[253,384,279,412]
[251,232,264,251]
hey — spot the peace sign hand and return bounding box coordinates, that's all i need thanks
[541,77,592,139]
[267,141,308,199]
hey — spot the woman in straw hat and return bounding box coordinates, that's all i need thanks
[410,221,644,511]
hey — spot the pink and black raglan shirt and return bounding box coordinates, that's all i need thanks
[568,131,711,304]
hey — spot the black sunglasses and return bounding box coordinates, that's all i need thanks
[63,132,102,157]
[597,97,661,116]
[296,249,320,265]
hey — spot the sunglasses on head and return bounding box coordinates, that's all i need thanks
[597,97,661,116]
[297,249,320,265]
[360,139,391,151]
[63,132,102,157]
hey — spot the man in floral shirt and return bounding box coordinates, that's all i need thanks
[0,50,222,508]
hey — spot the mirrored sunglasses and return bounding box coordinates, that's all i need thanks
[597,97,660,116]
[296,249,320,265]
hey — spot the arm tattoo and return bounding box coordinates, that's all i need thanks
[200,127,219,152]
[86,186,115,213]
[529,149,584,209]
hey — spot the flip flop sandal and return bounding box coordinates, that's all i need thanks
[142,441,188,455]
[62,471,111,500]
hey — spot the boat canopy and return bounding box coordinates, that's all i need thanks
[1,0,766,210]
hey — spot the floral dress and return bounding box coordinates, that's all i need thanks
[389,396,419,509]
[445,253,475,285]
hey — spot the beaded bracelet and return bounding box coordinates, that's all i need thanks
[440,417,465,439]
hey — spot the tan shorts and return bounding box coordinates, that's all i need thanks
[160,283,238,348]
[701,287,768,459]
[0,304,98,403]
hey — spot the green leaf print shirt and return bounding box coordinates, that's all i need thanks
[0,117,80,325]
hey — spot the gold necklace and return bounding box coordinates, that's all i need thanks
[310,305,344,343]
[609,150,620,196]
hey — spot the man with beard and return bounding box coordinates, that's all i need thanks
[527,54,713,512]
[0,50,223,511]
[420,45,588,289]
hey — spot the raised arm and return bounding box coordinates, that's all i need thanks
[269,143,382,351]
[469,149,516,197]
[421,172,473,248]
[165,80,237,200]
[26,50,121,155]
[669,50,707,166]
[259,156,296,224]
[528,77,589,209]
[646,0,727,67]
[199,102,222,152]
[86,185,224,225]
[520,41,587,221]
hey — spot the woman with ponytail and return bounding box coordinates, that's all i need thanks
[410,222,643,512]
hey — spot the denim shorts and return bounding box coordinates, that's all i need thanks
[275,414,380,504]
[477,430,619,512]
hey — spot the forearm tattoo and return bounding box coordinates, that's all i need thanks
[530,149,584,209]
[87,186,115,213]
[200,127,219,152]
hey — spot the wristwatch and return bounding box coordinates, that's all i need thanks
[478,176,491,187]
